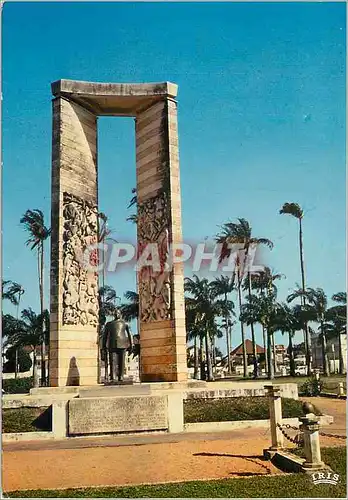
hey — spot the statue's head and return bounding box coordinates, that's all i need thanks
[114,309,122,321]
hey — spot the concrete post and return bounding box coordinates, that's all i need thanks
[337,382,344,397]
[299,415,324,469]
[265,385,284,450]
[52,400,68,438]
[167,392,184,433]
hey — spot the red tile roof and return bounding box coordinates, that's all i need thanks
[230,339,265,355]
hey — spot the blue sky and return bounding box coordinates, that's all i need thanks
[2,2,346,350]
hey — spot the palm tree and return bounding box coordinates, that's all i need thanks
[243,267,284,375]
[98,285,119,328]
[2,280,25,378]
[120,291,139,322]
[10,308,50,387]
[287,287,329,376]
[20,209,50,385]
[280,202,311,375]
[2,280,23,305]
[185,298,203,379]
[323,292,346,374]
[211,275,235,374]
[275,304,305,377]
[127,187,138,224]
[185,275,227,381]
[240,292,281,379]
[2,314,22,349]
[216,218,273,378]
[98,212,118,289]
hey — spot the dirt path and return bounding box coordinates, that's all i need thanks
[2,429,282,492]
[300,396,346,437]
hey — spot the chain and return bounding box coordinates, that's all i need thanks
[281,423,300,431]
[277,423,303,446]
[319,431,347,440]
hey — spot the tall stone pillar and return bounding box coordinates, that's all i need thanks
[50,96,99,387]
[136,98,187,382]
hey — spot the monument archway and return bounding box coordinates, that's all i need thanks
[49,79,187,386]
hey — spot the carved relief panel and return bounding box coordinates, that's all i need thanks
[137,192,172,322]
[62,192,99,327]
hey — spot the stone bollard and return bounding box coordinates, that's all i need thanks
[299,414,324,470]
[337,382,345,397]
[265,385,284,450]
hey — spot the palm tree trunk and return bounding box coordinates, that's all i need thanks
[229,324,233,373]
[272,334,277,374]
[15,292,22,379]
[237,274,247,378]
[39,242,46,386]
[259,285,268,377]
[205,331,213,381]
[248,273,258,378]
[32,349,39,388]
[338,334,344,375]
[193,336,199,379]
[225,293,231,374]
[200,336,205,380]
[225,323,231,374]
[320,323,329,377]
[288,333,295,377]
[299,218,311,376]
[262,326,268,377]
[267,331,274,380]
[15,349,18,379]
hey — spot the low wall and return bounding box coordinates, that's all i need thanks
[2,371,32,380]
[183,383,298,401]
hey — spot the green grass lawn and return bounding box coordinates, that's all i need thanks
[2,407,52,433]
[6,446,346,498]
[184,396,321,423]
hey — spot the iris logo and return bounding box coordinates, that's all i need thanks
[311,471,340,485]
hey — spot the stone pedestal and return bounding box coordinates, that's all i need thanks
[337,382,345,396]
[299,415,325,469]
[265,385,284,450]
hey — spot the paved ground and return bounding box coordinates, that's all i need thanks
[299,396,346,437]
[2,397,346,493]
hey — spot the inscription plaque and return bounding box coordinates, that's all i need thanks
[68,395,168,435]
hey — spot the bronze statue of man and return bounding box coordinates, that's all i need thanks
[102,310,133,382]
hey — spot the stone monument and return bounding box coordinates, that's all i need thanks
[49,80,187,386]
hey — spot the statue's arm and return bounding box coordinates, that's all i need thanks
[102,324,108,350]
[126,324,133,349]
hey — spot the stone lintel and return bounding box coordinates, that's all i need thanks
[51,79,178,117]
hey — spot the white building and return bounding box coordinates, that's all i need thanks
[311,331,347,374]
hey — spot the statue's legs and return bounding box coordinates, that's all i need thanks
[116,348,126,381]
[109,351,117,382]
[109,349,126,382]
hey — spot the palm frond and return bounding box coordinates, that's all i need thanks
[279,202,303,219]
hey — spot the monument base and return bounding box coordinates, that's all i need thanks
[103,379,134,386]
